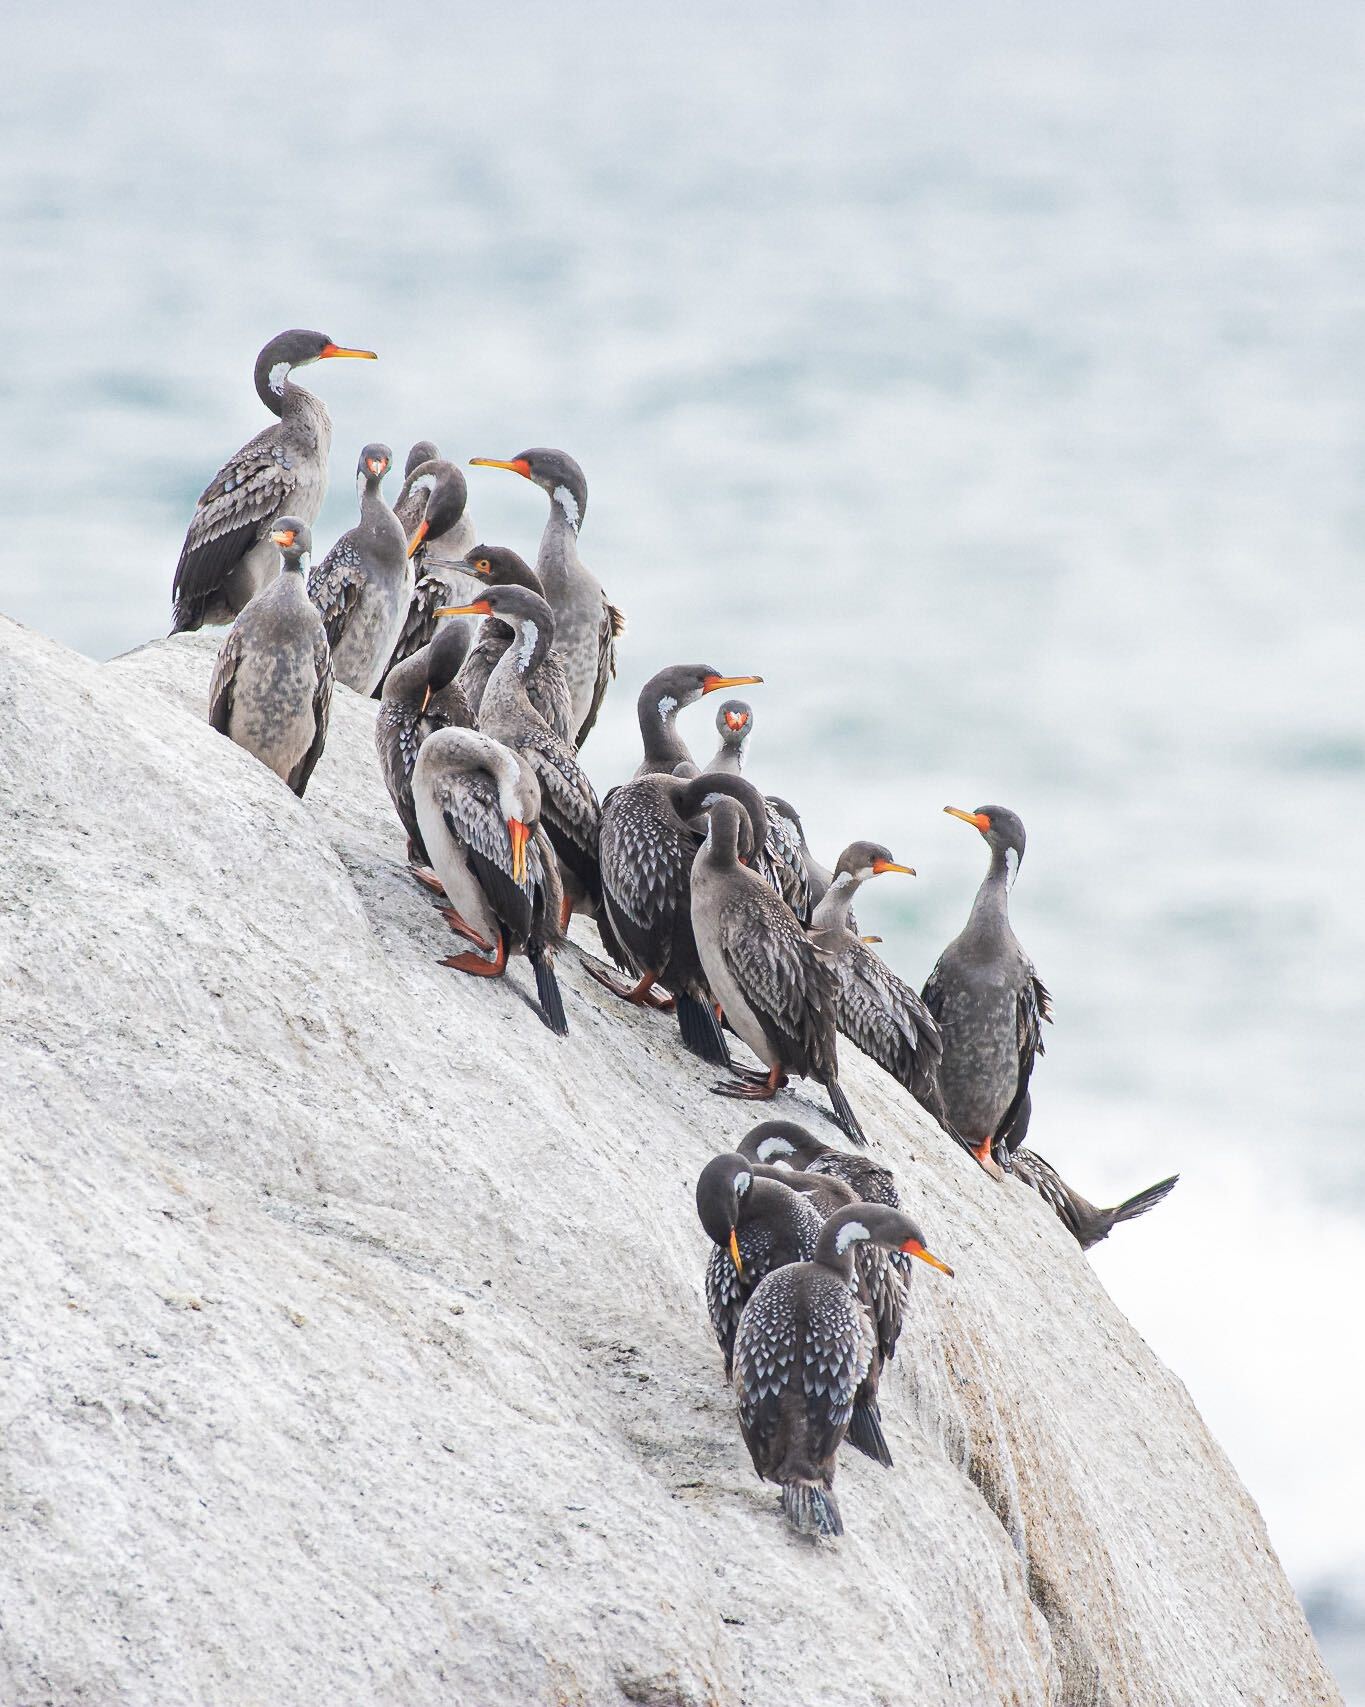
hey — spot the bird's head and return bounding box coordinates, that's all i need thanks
[944,803,1027,881]
[470,447,588,530]
[695,1153,754,1276]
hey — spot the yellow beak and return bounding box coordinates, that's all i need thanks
[406,518,430,559]
[944,806,991,832]
[319,344,377,361]
[728,1228,744,1276]
[702,674,764,695]
[871,859,916,877]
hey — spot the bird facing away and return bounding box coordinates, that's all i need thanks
[632,666,764,780]
[468,448,624,747]
[921,805,1051,1178]
[375,621,476,865]
[734,1202,952,1538]
[705,699,753,775]
[376,459,477,693]
[1009,1129,1179,1250]
[808,841,948,1127]
[593,769,773,1067]
[307,443,412,695]
[457,546,576,745]
[411,727,567,1033]
[691,797,863,1143]
[207,519,333,797]
[171,330,376,633]
[439,585,601,923]
[694,1152,822,1382]
[737,1119,902,1210]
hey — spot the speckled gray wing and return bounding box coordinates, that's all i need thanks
[206,626,244,733]
[173,425,297,626]
[704,1195,821,1380]
[600,784,693,936]
[763,807,814,923]
[307,534,365,651]
[808,1153,901,1209]
[384,573,451,678]
[831,936,945,1104]
[997,973,1053,1155]
[734,1267,802,1473]
[286,632,333,798]
[436,768,535,943]
[718,887,839,1078]
[575,597,623,749]
[520,727,600,893]
[800,1271,875,1466]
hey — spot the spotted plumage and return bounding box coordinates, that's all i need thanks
[307,444,411,694]
[375,623,476,862]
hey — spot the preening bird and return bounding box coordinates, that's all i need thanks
[468,448,623,747]
[733,1203,951,1537]
[457,546,576,745]
[171,330,376,633]
[207,519,333,797]
[308,443,412,695]
[375,621,476,865]
[922,806,1051,1177]
[377,458,476,691]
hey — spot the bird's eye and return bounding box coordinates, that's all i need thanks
[477,559,490,572]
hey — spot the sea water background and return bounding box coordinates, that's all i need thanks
[2,0,1363,1689]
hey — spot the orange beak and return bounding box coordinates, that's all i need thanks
[269,527,296,548]
[901,1239,954,1278]
[470,457,532,478]
[944,806,991,832]
[724,710,749,732]
[436,601,493,619]
[406,518,430,559]
[727,1227,744,1276]
[702,674,763,695]
[859,934,883,945]
[318,344,377,361]
[507,817,530,884]
[419,684,432,715]
[366,458,388,478]
[871,859,916,877]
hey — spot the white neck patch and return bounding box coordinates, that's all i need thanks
[1005,846,1021,888]
[515,620,539,672]
[410,472,438,498]
[657,694,678,722]
[267,361,290,396]
[355,470,367,503]
[834,1219,869,1255]
[756,1138,794,1162]
[734,1170,752,1196]
[553,484,580,529]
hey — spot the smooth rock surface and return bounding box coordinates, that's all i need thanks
[0,616,1341,1707]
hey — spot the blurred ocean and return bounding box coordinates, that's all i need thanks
[3,0,1363,1690]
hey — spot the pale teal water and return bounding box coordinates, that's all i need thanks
[3,0,1363,1685]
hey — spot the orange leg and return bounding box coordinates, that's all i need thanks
[970,1136,1005,1181]
[711,1063,788,1100]
[558,895,573,933]
[584,965,675,1010]
[440,934,509,978]
[410,865,447,895]
[437,906,492,952]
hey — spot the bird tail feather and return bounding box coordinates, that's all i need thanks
[847,1399,894,1467]
[826,1079,866,1146]
[1109,1174,1179,1228]
[782,1481,843,1537]
[676,993,731,1066]
[530,950,569,1036]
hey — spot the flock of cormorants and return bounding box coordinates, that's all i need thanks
[179,329,1178,1537]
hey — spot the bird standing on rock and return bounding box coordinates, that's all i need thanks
[377,459,477,692]
[375,621,476,865]
[808,841,948,1126]
[412,727,567,1033]
[308,444,411,695]
[631,667,764,780]
[691,797,862,1141]
[922,806,1050,1177]
[457,547,576,744]
[207,519,332,797]
[734,1202,952,1538]
[468,448,623,747]
[171,330,376,632]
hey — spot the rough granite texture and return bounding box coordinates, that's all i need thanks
[0,615,1341,1707]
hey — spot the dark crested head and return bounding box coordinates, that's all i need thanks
[716,700,753,742]
[696,1153,754,1267]
[405,440,441,479]
[357,442,393,484]
[737,1120,827,1170]
[268,516,312,568]
[944,803,1027,873]
[816,1204,954,1275]
[833,840,916,881]
[469,447,588,528]
[462,544,543,593]
[427,620,473,690]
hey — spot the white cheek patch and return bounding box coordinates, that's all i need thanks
[756,1138,795,1162]
[267,360,290,395]
[657,694,678,721]
[734,1170,752,1195]
[553,484,580,528]
[1006,846,1021,888]
[834,1219,869,1255]
[516,621,539,671]
[411,473,438,498]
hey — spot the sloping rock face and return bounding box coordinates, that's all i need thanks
[0,616,1340,1707]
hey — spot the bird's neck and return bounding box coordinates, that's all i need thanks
[812,1219,859,1282]
[697,810,742,874]
[536,496,582,596]
[639,691,691,773]
[810,870,860,933]
[965,855,1013,944]
[707,741,744,776]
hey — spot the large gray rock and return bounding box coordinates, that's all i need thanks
[0,615,1340,1707]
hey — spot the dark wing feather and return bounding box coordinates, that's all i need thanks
[831,935,945,1108]
[763,807,814,923]
[599,782,693,937]
[307,532,365,651]
[719,882,839,1078]
[382,573,452,682]
[734,1269,800,1475]
[206,627,243,733]
[801,1274,874,1466]
[286,633,333,798]
[436,769,534,942]
[172,425,296,623]
[522,727,601,892]
[533,653,576,748]
[994,973,1053,1154]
